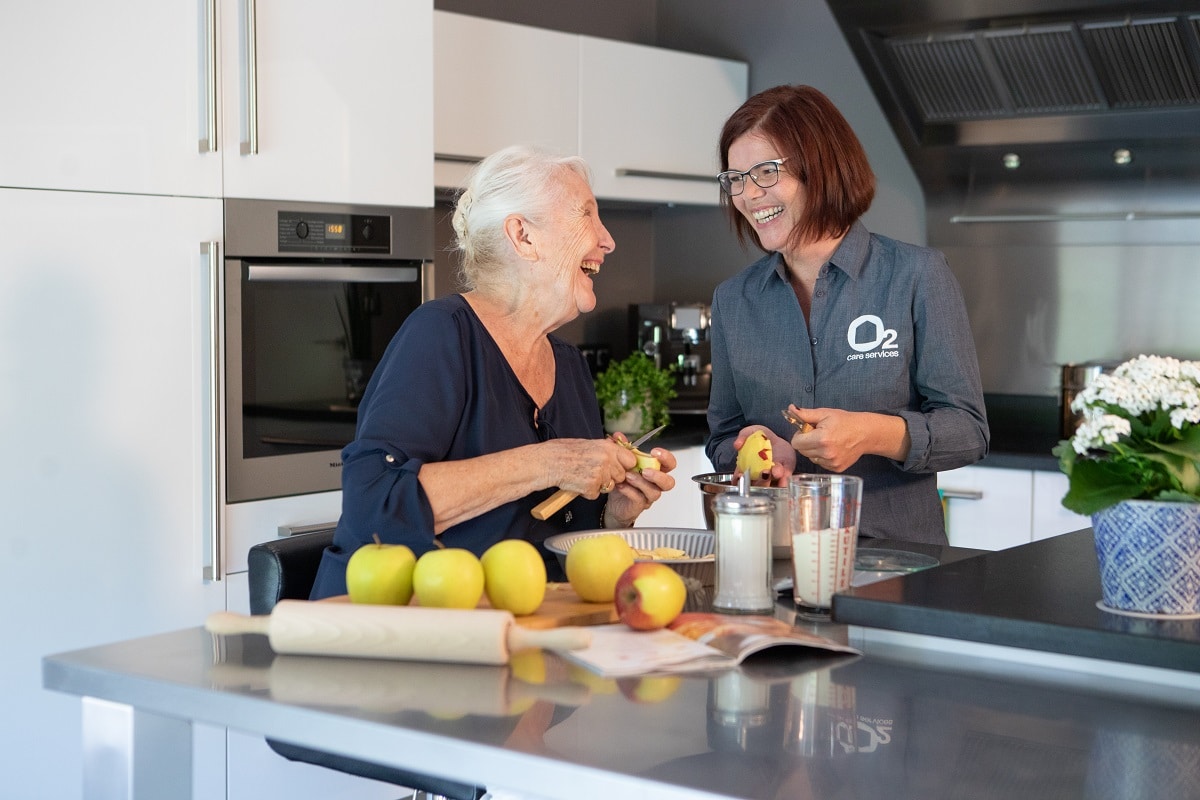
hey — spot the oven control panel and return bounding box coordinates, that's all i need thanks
[278,211,391,254]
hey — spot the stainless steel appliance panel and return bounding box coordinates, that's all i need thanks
[223,199,434,503]
[929,188,1200,397]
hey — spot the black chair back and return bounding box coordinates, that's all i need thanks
[246,532,486,800]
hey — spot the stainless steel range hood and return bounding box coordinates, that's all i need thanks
[827,1,1200,204]
[828,1,1200,443]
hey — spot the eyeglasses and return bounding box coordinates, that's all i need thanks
[717,158,788,196]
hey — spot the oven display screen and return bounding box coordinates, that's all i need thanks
[278,211,390,254]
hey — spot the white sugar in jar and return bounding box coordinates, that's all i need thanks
[712,492,775,614]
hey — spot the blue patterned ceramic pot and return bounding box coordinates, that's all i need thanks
[1092,500,1200,615]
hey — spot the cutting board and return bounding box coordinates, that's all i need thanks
[325,582,618,629]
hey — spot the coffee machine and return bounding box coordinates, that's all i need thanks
[630,302,712,414]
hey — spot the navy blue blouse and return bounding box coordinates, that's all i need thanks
[310,294,605,598]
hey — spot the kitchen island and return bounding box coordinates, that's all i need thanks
[44,536,1200,800]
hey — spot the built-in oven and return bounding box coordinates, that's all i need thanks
[221,198,434,504]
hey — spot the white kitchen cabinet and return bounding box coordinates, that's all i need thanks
[579,37,747,206]
[219,0,432,206]
[0,188,228,799]
[1032,470,1092,540]
[1,0,432,206]
[431,14,747,205]
[938,465,1034,550]
[224,493,343,575]
[434,11,579,189]
[0,1,222,196]
[635,444,713,530]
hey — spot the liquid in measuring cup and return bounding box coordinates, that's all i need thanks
[791,525,857,612]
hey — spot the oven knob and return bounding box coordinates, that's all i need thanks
[295,221,309,239]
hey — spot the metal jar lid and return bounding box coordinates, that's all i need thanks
[713,492,772,515]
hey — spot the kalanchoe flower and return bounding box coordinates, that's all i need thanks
[1054,354,1200,515]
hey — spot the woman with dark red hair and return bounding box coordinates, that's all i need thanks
[705,85,989,544]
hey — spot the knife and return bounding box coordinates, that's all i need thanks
[530,423,668,521]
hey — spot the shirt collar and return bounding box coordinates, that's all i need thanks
[826,219,869,281]
[766,219,870,285]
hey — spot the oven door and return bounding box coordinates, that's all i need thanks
[224,258,426,503]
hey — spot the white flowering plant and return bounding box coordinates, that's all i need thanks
[1053,354,1200,515]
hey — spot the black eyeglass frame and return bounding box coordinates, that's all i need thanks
[716,158,789,196]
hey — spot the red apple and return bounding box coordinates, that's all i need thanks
[614,562,687,630]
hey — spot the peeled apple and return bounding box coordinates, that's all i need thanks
[618,438,660,473]
[631,447,660,473]
[737,430,773,479]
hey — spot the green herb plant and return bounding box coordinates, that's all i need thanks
[593,352,677,434]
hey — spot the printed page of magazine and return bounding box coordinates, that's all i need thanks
[562,613,861,678]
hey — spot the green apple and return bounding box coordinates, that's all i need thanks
[613,561,686,630]
[412,548,485,609]
[481,539,547,615]
[566,534,635,603]
[345,539,417,605]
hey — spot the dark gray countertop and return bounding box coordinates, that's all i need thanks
[833,529,1200,673]
[45,592,1200,800]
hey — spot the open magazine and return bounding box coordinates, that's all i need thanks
[562,613,861,678]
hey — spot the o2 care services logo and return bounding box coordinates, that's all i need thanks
[845,314,899,361]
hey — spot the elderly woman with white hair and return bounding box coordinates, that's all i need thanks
[311,145,677,597]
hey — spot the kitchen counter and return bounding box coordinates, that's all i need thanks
[834,529,1200,674]
[43,537,1200,799]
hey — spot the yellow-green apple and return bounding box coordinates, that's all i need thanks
[565,534,635,602]
[481,539,547,615]
[617,675,683,703]
[613,561,686,630]
[737,430,773,480]
[412,548,485,609]
[630,447,661,473]
[617,438,660,472]
[345,538,416,605]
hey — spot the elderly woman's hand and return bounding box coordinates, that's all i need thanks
[603,445,677,528]
[541,438,638,499]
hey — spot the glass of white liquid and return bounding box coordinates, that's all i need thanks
[788,474,863,619]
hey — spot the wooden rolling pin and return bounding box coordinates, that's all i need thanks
[205,600,591,665]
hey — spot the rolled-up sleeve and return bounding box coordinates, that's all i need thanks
[894,249,989,472]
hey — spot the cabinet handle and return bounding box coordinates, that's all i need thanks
[940,487,984,501]
[246,264,420,283]
[240,0,259,155]
[434,152,483,165]
[202,242,225,581]
[277,522,338,538]
[614,167,715,184]
[199,0,218,153]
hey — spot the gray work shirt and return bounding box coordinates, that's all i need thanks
[705,220,989,543]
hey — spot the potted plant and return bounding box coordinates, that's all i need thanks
[1053,354,1200,616]
[593,352,677,436]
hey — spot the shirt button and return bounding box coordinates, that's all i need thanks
[815,291,825,298]
[385,454,395,463]
[805,385,814,393]
[810,337,818,345]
